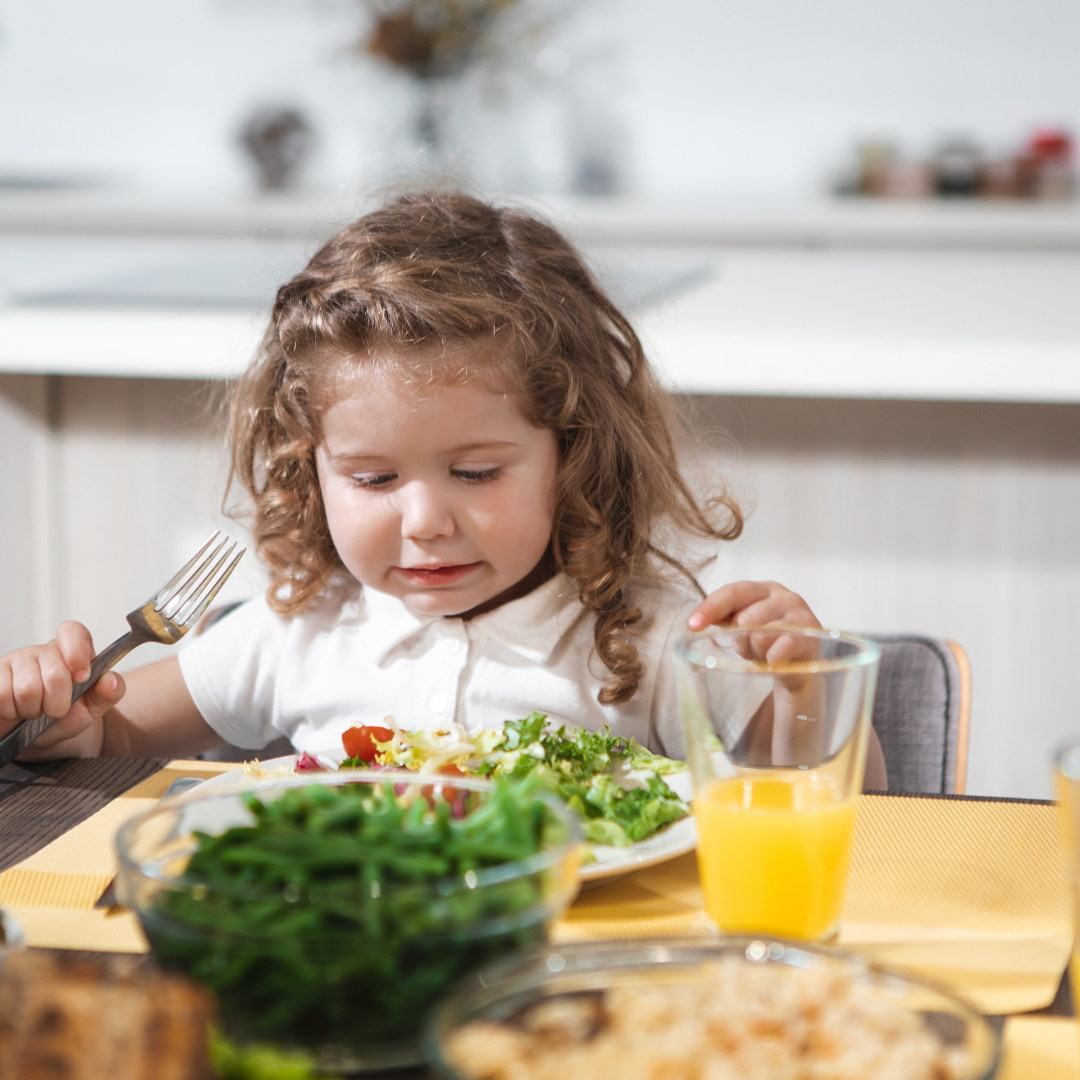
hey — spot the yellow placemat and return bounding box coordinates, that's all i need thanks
[0,773,1071,1015]
[999,1017,1080,1080]
[554,794,1072,1014]
[0,760,239,953]
[840,795,1072,1014]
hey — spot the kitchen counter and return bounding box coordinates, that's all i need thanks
[2,227,1079,400]
[641,246,1080,403]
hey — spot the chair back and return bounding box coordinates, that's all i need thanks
[866,634,971,795]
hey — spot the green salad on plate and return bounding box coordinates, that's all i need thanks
[341,713,690,848]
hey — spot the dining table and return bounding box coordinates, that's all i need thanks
[0,755,1075,1080]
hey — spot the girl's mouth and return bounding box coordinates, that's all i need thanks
[394,563,482,587]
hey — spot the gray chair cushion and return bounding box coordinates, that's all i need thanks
[865,634,962,795]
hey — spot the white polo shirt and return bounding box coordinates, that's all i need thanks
[178,572,698,760]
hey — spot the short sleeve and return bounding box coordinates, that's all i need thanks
[177,597,287,749]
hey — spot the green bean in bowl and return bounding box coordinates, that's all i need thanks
[116,772,580,1073]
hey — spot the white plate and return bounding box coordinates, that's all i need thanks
[186,756,697,883]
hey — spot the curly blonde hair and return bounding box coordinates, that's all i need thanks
[229,191,741,705]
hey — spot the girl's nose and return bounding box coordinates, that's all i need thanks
[397,482,455,541]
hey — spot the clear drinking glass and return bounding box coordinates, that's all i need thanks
[1053,740,1080,1018]
[676,628,881,941]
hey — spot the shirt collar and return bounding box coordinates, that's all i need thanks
[367,572,585,666]
[468,572,586,664]
[363,586,440,663]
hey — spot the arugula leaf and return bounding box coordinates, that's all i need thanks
[498,712,547,751]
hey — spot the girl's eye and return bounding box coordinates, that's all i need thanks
[350,473,396,489]
[452,466,502,484]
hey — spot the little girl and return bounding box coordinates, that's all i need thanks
[0,192,885,786]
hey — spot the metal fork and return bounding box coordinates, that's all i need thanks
[0,531,245,768]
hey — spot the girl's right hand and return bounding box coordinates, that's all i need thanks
[0,621,127,759]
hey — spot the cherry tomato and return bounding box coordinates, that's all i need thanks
[421,770,472,816]
[341,725,394,763]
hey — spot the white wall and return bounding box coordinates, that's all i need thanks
[615,0,1080,198]
[0,0,1077,199]
[0,375,265,674]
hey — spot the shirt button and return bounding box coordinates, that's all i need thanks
[444,639,463,656]
[429,693,448,714]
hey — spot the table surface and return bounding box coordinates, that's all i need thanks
[0,756,1072,1078]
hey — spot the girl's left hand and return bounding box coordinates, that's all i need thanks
[687,580,821,633]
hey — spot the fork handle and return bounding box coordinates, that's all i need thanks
[0,631,136,769]
[71,631,137,706]
[0,713,58,768]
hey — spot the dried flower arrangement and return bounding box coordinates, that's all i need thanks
[360,0,524,81]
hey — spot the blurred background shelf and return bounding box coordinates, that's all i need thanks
[5,189,1080,249]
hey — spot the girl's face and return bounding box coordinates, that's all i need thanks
[314,359,558,618]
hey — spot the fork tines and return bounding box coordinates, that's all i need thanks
[157,532,246,628]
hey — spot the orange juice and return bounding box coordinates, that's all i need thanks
[696,775,858,940]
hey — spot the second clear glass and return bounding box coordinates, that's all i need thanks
[1053,739,1080,1027]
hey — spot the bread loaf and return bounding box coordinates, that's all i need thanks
[0,952,215,1080]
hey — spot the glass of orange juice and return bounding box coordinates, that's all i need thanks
[676,628,880,941]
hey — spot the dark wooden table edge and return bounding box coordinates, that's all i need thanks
[0,756,168,873]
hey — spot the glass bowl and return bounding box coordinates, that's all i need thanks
[424,938,1000,1080]
[116,771,580,1072]
[0,907,25,963]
